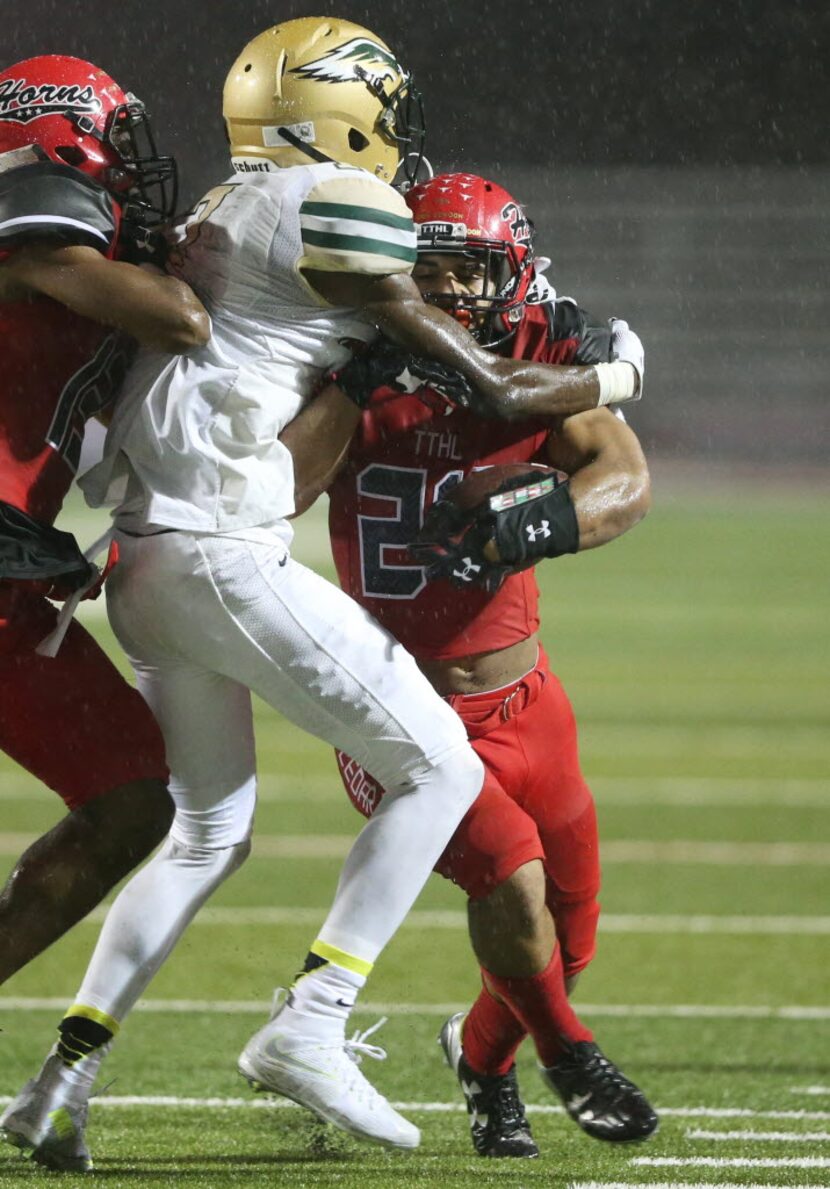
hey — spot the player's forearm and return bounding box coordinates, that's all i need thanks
[280,382,361,516]
[47,263,210,353]
[375,298,626,419]
[481,354,604,419]
[569,454,651,550]
[9,247,210,352]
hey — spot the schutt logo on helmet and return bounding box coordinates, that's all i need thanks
[0,78,102,124]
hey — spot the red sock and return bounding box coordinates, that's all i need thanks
[484,944,594,1068]
[462,981,527,1076]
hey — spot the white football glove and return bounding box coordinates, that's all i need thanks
[609,317,644,398]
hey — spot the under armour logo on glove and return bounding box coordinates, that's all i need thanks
[525,520,551,542]
[451,557,482,583]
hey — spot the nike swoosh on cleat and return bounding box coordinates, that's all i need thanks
[261,1045,337,1081]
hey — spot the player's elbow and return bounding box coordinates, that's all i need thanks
[470,358,526,420]
[616,462,651,532]
[151,280,211,353]
[159,306,211,353]
[181,306,211,350]
[630,460,651,521]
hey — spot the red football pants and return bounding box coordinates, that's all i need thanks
[336,650,600,978]
[0,584,168,810]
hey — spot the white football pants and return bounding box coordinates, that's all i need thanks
[97,527,482,971]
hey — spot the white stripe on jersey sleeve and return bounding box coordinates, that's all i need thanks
[0,214,109,244]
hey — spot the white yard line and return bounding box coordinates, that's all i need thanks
[792,1086,830,1096]
[686,1128,830,1141]
[632,1156,830,1169]
[591,776,830,807]
[242,838,830,865]
[571,1184,830,1189]
[664,1110,830,1121]
[596,840,830,865]
[0,1096,827,1125]
[67,905,830,936]
[2,832,829,866]
[552,1004,830,1019]
[2,996,827,1021]
[2,774,827,807]
[598,916,830,935]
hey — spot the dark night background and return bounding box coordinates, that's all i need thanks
[8,0,830,464]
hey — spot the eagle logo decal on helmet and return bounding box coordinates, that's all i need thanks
[290,38,403,86]
[0,78,101,125]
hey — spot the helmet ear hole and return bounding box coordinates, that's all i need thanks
[348,128,369,153]
[55,145,86,167]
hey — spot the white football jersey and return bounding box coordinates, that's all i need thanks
[81,161,417,532]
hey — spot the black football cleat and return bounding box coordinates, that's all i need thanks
[540,1040,659,1142]
[439,1012,539,1158]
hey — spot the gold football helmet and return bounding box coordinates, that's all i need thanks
[223,17,425,183]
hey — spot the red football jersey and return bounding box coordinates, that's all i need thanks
[328,297,611,659]
[0,162,125,525]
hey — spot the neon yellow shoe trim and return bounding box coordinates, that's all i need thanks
[309,940,373,979]
[48,1107,75,1141]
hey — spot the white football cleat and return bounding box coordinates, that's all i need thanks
[238,991,420,1150]
[1,1052,98,1172]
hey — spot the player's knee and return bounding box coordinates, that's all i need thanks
[471,859,548,939]
[432,745,485,813]
[121,779,175,850]
[136,778,176,837]
[78,778,174,860]
[161,833,251,882]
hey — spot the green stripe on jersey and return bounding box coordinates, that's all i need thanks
[300,200,413,232]
[302,228,417,263]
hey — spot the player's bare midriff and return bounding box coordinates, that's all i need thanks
[416,632,539,697]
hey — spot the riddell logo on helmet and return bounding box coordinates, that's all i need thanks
[290,38,402,86]
[0,78,101,124]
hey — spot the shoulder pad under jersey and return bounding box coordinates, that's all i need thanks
[0,160,116,254]
[553,296,613,365]
[298,169,416,276]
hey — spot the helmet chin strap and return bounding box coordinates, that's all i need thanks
[275,126,335,166]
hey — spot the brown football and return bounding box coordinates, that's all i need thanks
[446,463,563,512]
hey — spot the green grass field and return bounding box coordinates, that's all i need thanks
[1,478,828,1188]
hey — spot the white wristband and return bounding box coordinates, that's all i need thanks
[594,361,640,406]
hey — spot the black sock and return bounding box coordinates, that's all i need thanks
[56,1015,113,1067]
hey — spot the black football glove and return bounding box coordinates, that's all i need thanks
[333,337,476,413]
[118,215,169,268]
[410,471,580,592]
[0,500,97,597]
[409,496,504,591]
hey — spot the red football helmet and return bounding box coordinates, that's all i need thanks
[0,55,176,224]
[405,172,535,345]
